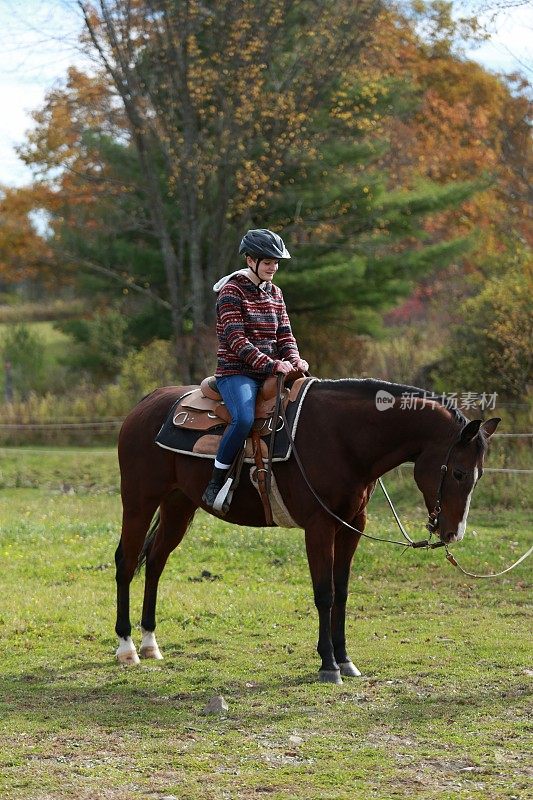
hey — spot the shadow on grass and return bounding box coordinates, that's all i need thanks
[1,645,518,737]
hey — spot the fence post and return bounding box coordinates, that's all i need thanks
[4,360,13,403]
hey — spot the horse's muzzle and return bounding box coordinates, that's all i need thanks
[441,530,465,545]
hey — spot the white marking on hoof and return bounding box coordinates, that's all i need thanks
[339,660,362,677]
[116,636,140,665]
[140,628,163,660]
[318,669,343,685]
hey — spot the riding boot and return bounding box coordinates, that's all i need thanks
[202,466,230,509]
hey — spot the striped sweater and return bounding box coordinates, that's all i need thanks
[215,272,300,378]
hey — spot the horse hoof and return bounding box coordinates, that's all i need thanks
[116,649,140,666]
[140,645,163,660]
[116,637,140,665]
[318,669,343,685]
[339,660,362,677]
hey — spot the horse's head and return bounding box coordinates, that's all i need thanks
[414,417,500,544]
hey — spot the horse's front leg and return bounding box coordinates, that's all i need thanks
[331,511,365,678]
[304,515,341,684]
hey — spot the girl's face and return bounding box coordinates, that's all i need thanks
[248,256,279,282]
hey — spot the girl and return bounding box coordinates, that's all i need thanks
[202,228,309,509]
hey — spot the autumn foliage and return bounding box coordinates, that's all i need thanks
[0,0,530,389]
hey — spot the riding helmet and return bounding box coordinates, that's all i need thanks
[239,229,291,260]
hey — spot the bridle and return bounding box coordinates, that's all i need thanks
[274,378,532,577]
[425,438,459,536]
[379,428,533,577]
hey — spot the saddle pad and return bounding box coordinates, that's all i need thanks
[155,377,317,462]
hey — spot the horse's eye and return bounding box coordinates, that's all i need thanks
[453,469,466,481]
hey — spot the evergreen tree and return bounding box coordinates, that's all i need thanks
[18,0,484,380]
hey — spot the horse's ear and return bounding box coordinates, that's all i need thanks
[460,419,482,444]
[480,417,501,438]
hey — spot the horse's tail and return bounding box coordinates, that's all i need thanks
[135,509,161,574]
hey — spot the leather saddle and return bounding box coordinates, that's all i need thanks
[173,371,307,436]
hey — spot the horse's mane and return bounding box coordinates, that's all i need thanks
[319,378,488,455]
[319,377,469,424]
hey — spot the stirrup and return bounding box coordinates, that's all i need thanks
[202,476,233,515]
[202,480,221,505]
[212,476,234,514]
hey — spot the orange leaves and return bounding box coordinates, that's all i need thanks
[364,4,531,260]
[0,186,55,282]
[19,67,122,179]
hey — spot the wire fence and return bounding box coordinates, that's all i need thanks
[0,429,530,514]
[0,419,123,446]
[396,465,533,474]
[0,423,528,434]
[0,446,116,455]
[0,420,122,429]
[0,429,530,472]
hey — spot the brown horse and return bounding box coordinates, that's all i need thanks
[115,378,500,683]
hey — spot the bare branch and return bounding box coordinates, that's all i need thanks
[59,249,172,309]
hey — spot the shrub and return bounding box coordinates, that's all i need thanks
[115,339,178,402]
[1,324,46,399]
[58,309,132,381]
[431,250,532,401]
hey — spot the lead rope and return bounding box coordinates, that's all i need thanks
[445,543,533,579]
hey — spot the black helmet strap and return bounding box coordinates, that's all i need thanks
[246,254,262,277]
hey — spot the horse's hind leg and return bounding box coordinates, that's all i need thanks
[331,512,365,678]
[115,497,160,665]
[140,490,197,660]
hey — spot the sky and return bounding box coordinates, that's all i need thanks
[0,0,531,189]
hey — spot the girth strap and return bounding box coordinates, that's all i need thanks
[251,429,274,525]
[250,373,285,526]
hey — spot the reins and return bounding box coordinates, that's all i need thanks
[377,477,443,548]
[276,387,441,550]
[275,377,532,579]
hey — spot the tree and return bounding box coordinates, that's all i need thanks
[431,241,532,399]
[47,0,378,379]
[367,1,531,251]
[0,185,55,284]
[1,324,45,399]
[16,1,494,380]
[358,0,531,337]
[60,309,132,382]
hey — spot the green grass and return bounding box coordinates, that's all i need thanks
[0,319,71,352]
[0,451,531,800]
[0,447,119,491]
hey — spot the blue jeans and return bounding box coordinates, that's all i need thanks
[215,374,262,467]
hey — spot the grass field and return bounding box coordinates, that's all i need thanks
[0,449,531,800]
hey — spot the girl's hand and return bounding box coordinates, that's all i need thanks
[274,360,294,375]
[294,358,309,372]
